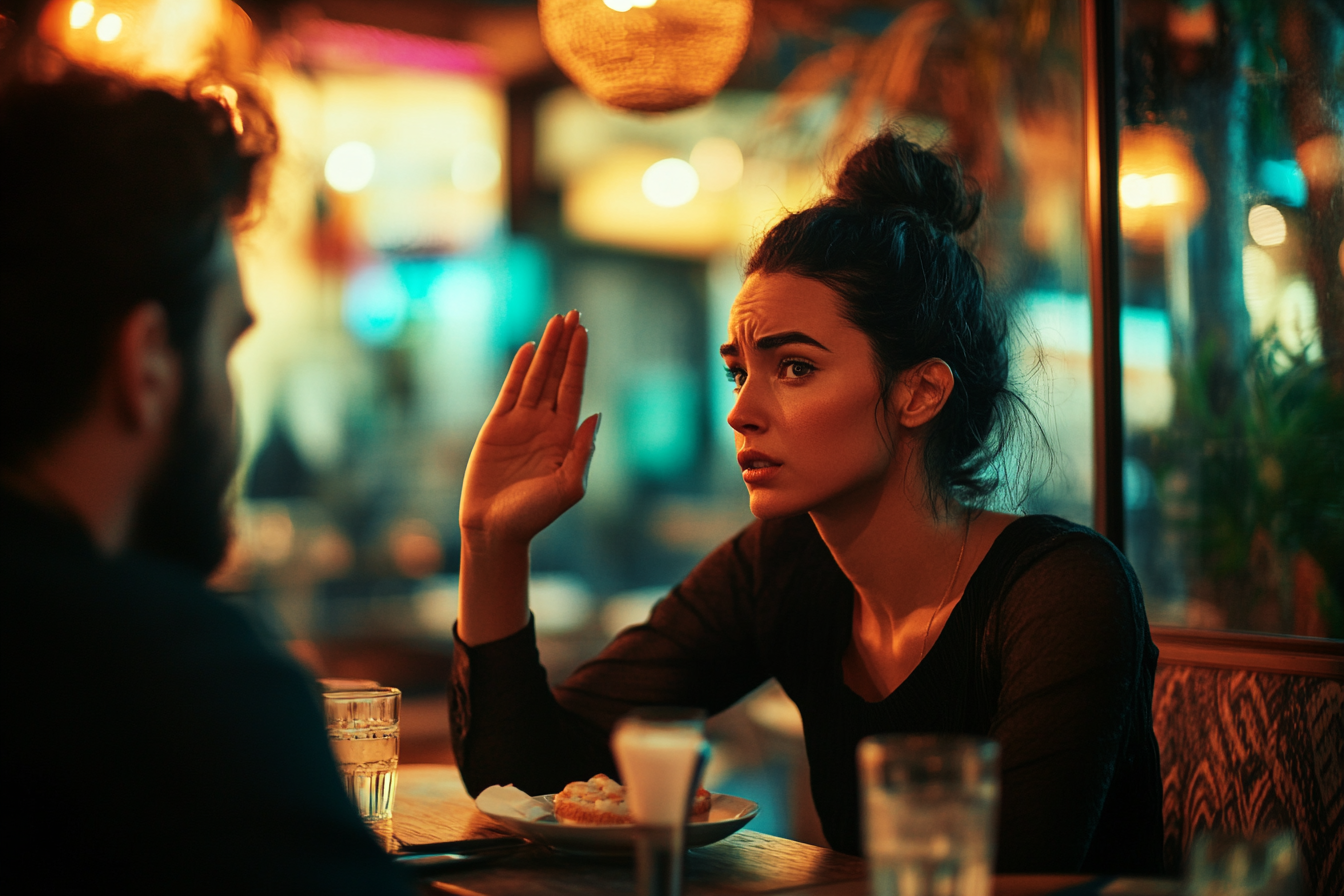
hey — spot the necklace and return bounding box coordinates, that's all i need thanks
[920,513,970,659]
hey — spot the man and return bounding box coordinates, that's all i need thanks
[0,71,413,894]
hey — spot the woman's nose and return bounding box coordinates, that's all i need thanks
[727,381,765,435]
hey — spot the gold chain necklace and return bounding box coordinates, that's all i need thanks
[920,513,970,659]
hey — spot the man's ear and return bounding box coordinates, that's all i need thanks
[112,302,180,436]
[890,358,955,429]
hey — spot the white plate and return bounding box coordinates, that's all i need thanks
[480,793,759,855]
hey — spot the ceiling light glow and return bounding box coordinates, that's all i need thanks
[642,158,699,208]
[95,12,121,41]
[325,142,376,194]
[70,1,94,29]
[689,137,743,192]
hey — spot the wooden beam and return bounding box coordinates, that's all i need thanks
[1152,625,1344,679]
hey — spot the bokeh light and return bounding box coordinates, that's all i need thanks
[95,13,122,41]
[642,158,699,208]
[1148,173,1179,206]
[451,142,502,193]
[1248,204,1287,247]
[1120,173,1151,208]
[342,264,409,346]
[690,137,743,192]
[69,1,94,29]
[325,141,376,194]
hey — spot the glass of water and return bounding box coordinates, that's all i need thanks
[858,734,999,896]
[323,687,401,822]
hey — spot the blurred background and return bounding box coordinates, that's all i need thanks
[13,0,1341,845]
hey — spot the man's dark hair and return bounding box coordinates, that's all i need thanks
[0,71,275,467]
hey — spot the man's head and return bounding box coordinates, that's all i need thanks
[0,71,275,572]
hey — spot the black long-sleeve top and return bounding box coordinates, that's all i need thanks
[450,513,1165,875]
[3,489,413,895]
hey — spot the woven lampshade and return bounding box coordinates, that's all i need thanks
[539,0,753,113]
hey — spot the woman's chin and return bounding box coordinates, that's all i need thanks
[748,490,811,521]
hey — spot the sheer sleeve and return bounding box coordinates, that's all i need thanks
[987,532,1153,873]
[450,523,772,797]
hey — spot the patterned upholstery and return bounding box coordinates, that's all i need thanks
[1152,664,1343,896]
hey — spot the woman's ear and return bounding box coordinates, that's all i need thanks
[891,359,955,429]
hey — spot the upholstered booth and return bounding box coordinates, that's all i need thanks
[1151,628,1343,895]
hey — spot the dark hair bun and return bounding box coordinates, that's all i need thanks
[831,132,981,235]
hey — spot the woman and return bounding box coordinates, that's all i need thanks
[450,133,1164,874]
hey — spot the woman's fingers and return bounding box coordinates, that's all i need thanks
[518,314,565,408]
[539,310,580,409]
[491,340,536,415]
[557,323,588,420]
[560,413,602,499]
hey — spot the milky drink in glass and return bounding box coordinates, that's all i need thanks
[859,735,999,896]
[324,688,400,822]
[612,709,710,896]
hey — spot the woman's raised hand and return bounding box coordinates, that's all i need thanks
[459,310,599,547]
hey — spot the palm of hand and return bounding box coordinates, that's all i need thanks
[459,311,599,544]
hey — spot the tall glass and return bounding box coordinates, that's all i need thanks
[1187,830,1302,896]
[611,708,710,896]
[324,687,401,822]
[858,735,999,896]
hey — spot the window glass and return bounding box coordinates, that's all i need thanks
[1118,0,1343,636]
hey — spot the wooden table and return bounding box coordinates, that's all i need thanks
[382,765,1168,896]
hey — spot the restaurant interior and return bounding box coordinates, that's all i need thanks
[11,0,1342,892]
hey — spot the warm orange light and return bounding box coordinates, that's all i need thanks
[642,158,699,207]
[539,0,752,112]
[1120,173,1151,208]
[95,12,121,41]
[40,0,246,84]
[390,519,443,579]
[1119,124,1208,249]
[325,142,376,194]
[690,137,743,191]
[69,1,94,29]
[199,83,242,134]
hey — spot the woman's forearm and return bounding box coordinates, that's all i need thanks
[457,530,531,646]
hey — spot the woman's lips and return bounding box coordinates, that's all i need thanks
[742,463,781,484]
[738,449,782,485]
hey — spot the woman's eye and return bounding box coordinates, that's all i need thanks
[781,360,815,379]
[724,366,745,389]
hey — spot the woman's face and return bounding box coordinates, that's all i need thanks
[723,272,893,520]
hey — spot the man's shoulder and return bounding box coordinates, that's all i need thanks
[5,533,279,681]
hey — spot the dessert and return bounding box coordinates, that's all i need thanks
[553,774,712,825]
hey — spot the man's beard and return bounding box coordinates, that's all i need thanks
[130,375,237,576]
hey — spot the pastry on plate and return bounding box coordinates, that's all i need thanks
[554,774,712,825]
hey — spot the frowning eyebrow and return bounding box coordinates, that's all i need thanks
[719,331,832,358]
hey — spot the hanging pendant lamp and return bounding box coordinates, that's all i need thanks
[539,0,753,113]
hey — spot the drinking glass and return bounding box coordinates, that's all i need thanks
[858,734,999,896]
[1186,830,1302,896]
[318,678,380,692]
[324,687,401,822]
[611,708,711,896]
